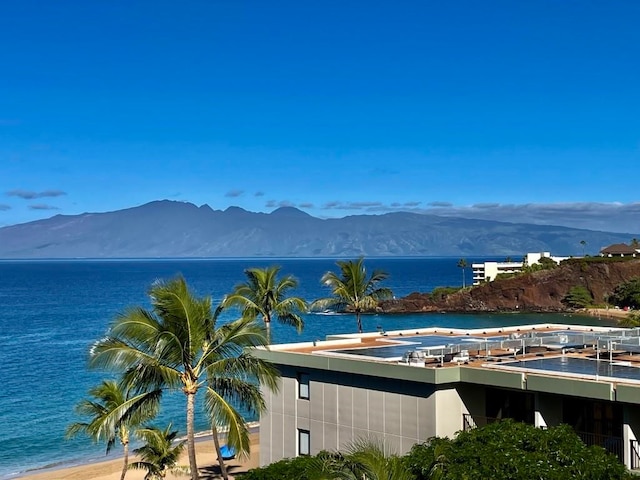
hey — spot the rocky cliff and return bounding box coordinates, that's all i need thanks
[379,259,640,313]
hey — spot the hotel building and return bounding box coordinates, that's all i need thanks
[254,323,640,470]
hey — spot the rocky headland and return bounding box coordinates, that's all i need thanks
[379,258,640,314]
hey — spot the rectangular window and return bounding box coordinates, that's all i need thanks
[298,429,310,456]
[298,372,310,399]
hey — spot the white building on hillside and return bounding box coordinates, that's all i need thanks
[472,252,568,285]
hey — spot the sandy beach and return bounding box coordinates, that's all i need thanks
[18,433,260,480]
[583,307,632,321]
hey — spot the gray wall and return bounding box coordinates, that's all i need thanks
[261,365,466,465]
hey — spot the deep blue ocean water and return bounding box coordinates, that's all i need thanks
[0,258,616,478]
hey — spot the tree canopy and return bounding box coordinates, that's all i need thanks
[610,277,640,310]
[311,258,393,333]
[404,420,631,480]
[562,285,593,309]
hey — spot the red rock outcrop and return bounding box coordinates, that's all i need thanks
[379,259,640,313]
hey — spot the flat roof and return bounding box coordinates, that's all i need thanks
[256,324,640,393]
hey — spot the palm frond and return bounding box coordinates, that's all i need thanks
[203,386,251,460]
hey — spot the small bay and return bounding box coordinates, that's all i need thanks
[0,258,614,478]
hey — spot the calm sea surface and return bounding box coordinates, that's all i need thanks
[0,258,616,478]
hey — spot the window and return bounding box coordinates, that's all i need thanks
[298,372,310,399]
[298,429,310,456]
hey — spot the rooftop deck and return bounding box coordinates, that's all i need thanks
[264,323,640,385]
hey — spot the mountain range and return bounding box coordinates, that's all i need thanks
[0,200,637,258]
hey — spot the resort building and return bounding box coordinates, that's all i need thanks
[600,244,639,258]
[255,324,640,470]
[472,251,568,285]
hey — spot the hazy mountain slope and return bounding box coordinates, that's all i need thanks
[0,200,636,258]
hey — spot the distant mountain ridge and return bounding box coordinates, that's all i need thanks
[0,200,637,258]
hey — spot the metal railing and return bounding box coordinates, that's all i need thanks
[630,439,640,470]
[462,414,500,431]
[574,430,624,462]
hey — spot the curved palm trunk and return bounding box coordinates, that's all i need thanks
[211,424,229,480]
[120,441,129,480]
[186,392,199,480]
[356,311,363,333]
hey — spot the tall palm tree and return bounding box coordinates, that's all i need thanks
[89,276,280,480]
[580,239,587,256]
[66,380,161,480]
[129,424,188,480]
[311,258,393,333]
[456,258,467,288]
[222,266,307,343]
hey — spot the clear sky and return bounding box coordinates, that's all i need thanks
[1,1,639,232]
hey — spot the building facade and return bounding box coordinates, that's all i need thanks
[472,252,568,285]
[255,324,640,470]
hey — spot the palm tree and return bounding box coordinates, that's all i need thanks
[66,380,161,480]
[306,438,413,480]
[222,265,307,343]
[311,258,393,333]
[580,239,587,256]
[129,424,188,479]
[456,258,467,288]
[89,276,280,480]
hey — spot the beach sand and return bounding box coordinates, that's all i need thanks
[18,433,260,480]
[583,307,632,321]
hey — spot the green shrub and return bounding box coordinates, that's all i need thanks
[610,277,640,310]
[429,286,462,301]
[239,455,317,480]
[404,420,631,480]
[562,286,593,308]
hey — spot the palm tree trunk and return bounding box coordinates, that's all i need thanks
[211,424,229,480]
[264,313,272,344]
[356,312,363,333]
[121,441,129,480]
[265,321,272,344]
[186,392,199,480]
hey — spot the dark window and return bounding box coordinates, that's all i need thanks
[298,372,310,399]
[298,429,310,456]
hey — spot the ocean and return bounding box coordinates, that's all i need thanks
[0,258,615,478]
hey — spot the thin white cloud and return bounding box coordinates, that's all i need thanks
[0,204,11,211]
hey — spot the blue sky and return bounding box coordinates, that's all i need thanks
[1,1,639,232]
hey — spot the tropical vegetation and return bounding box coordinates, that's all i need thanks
[311,258,393,333]
[66,380,162,480]
[404,420,631,480]
[562,285,593,309]
[221,265,307,342]
[88,276,280,480]
[243,420,630,479]
[129,424,188,479]
[456,258,467,288]
[610,277,640,310]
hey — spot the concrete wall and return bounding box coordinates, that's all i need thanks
[260,365,461,465]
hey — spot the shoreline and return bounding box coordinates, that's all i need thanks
[15,428,260,480]
[582,307,631,321]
